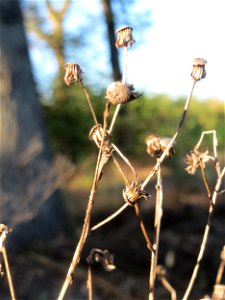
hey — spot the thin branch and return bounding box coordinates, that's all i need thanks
[81,83,100,131]
[108,46,128,134]
[195,130,221,176]
[87,266,93,300]
[142,80,196,190]
[199,160,212,199]
[159,275,177,300]
[134,204,154,251]
[182,167,225,300]
[91,203,129,231]
[149,163,163,300]
[57,103,111,299]
[1,247,16,300]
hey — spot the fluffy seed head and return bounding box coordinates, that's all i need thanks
[145,135,176,158]
[106,82,141,105]
[185,149,210,175]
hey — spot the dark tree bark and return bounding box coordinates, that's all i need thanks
[0,0,63,250]
[101,0,122,81]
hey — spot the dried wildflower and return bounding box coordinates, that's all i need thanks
[191,58,207,81]
[212,284,225,300]
[123,181,148,206]
[115,26,135,48]
[86,248,116,272]
[185,149,210,175]
[0,224,9,250]
[64,63,83,86]
[106,81,141,105]
[145,135,176,158]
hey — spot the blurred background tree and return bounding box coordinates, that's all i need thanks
[0,0,63,248]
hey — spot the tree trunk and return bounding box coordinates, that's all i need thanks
[0,0,63,250]
[101,0,122,81]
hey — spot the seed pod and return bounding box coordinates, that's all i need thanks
[191,58,207,81]
[106,82,141,105]
[64,63,83,86]
[115,26,135,48]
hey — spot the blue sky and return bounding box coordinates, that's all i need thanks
[28,0,225,101]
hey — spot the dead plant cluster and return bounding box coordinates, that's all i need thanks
[1,26,224,300]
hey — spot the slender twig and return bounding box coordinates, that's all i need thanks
[149,163,163,300]
[108,46,128,134]
[182,167,225,300]
[134,204,154,251]
[112,154,130,186]
[58,102,111,300]
[1,246,16,300]
[142,80,196,189]
[199,160,212,199]
[159,275,177,300]
[195,130,221,176]
[87,266,93,300]
[91,203,129,231]
[81,83,100,131]
[215,259,225,285]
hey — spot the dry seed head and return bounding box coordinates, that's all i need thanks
[123,181,148,205]
[191,58,207,81]
[86,249,116,272]
[106,82,141,105]
[64,63,83,86]
[0,224,9,250]
[185,149,210,175]
[145,135,176,158]
[115,26,135,48]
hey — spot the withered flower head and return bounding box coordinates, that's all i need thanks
[64,63,83,86]
[145,135,176,158]
[86,248,116,272]
[185,149,210,175]
[115,26,135,48]
[0,224,9,250]
[123,181,148,206]
[106,81,141,105]
[191,58,207,81]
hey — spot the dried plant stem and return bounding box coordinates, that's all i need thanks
[87,266,93,300]
[182,167,225,300]
[159,275,177,300]
[149,164,163,300]
[91,203,129,231]
[1,246,16,300]
[195,130,221,176]
[215,259,225,285]
[134,204,154,251]
[81,83,100,130]
[199,160,212,199]
[108,46,128,134]
[142,80,196,189]
[58,103,111,299]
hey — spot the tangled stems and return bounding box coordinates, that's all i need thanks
[182,167,225,300]
[57,103,110,300]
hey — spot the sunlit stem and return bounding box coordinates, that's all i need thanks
[142,80,196,189]
[108,46,128,134]
[1,246,16,300]
[149,163,163,300]
[182,167,225,300]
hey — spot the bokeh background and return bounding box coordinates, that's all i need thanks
[0,0,224,299]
